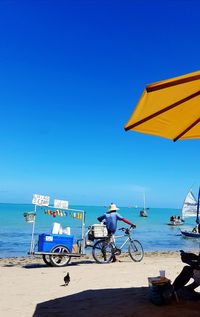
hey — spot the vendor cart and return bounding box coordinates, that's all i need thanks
[24,194,87,267]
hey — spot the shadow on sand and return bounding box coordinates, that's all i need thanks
[23,259,95,269]
[32,286,199,317]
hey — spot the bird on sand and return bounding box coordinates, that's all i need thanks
[64,272,70,286]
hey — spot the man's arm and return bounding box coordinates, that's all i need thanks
[97,215,105,222]
[122,217,136,228]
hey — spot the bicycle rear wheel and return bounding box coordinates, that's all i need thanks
[128,239,144,262]
[92,239,114,264]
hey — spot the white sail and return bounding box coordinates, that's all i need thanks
[181,190,197,219]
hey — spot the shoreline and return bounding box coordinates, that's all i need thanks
[0,251,182,266]
[1,246,199,261]
[0,250,199,271]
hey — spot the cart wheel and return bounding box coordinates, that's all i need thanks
[42,255,53,266]
[49,245,71,267]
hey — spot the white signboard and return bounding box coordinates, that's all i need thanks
[32,194,50,206]
[54,199,69,209]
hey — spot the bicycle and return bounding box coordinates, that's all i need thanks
[92,226,144,264]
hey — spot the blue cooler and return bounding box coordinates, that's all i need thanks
[38,233,74,252]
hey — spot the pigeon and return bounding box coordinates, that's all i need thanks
[64,272,70,286]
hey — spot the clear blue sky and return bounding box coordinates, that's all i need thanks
[0,0,199,207]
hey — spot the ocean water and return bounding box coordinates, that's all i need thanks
[0,203,200,258]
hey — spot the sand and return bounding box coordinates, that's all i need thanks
[0,252,199,317]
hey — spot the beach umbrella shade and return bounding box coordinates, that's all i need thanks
[124,70,200,141]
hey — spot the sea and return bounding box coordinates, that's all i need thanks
[0,203,200,258]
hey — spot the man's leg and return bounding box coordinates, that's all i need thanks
[173,266,194,291]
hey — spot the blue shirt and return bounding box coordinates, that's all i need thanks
[97,211,123,233]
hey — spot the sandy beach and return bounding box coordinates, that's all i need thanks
[0,252,199,317]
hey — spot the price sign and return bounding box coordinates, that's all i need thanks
[32,194,50,206]
[54,199,69,209]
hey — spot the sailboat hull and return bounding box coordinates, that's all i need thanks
[140,210,148,217]
[181,230,200,238]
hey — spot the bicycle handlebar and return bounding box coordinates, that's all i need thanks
[118,226,134,233]
[118,227,126,231]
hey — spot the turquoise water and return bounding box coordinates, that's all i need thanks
[0,203,200,258]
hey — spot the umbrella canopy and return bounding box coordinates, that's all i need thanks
[124,70,200,141]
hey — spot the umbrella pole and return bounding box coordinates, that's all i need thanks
[196,187,200,225]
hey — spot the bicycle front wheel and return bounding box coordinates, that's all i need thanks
[92,239,114,264]
[128,239,144,262]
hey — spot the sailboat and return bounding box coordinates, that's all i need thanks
[181,187,200,238]
[181,190,198,220]
[139,192,148,217]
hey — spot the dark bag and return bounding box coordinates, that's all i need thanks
[149,282,173,305]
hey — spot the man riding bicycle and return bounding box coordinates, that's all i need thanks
[97,203,136,262]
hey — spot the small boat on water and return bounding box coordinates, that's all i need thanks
[139,192,149,217]
[180,187,200,238]
[181,230,200,238]
[140,210,148,217]
[167,215,184,226]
